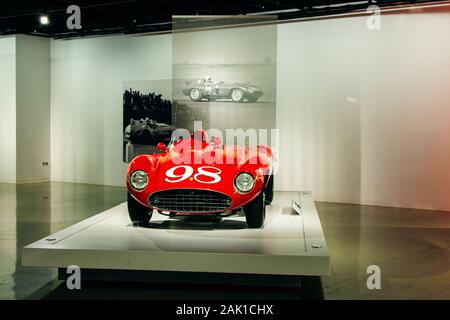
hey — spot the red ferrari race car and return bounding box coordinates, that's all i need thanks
[126,130,274,228]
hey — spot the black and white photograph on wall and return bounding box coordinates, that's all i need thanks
[172,16,277,137]
[123,80,174,162]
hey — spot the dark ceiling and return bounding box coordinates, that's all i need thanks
[0,0,444,39]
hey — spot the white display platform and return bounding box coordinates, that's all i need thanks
[23,191,330,279]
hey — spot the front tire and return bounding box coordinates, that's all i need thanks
[264,174,274,205]
[189,88,202,101]
[230,89,244,103]
[247,97,258,103]
[244,191,266,228]
[127,193,152,226]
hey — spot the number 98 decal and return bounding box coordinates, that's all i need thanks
[165,165,222,184]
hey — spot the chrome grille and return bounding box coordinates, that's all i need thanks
[149,189,232,213]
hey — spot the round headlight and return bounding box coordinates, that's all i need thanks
[234,172,255,193]
[129,170,148,191]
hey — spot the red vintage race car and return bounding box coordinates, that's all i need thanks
[126,130,274,228]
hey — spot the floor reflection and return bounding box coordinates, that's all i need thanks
[0,182,126,300]
[13,183,53,299]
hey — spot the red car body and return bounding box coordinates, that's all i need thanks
[126,132,273,217]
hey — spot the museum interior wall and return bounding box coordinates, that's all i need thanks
[0,35,50,184]
[16,35,50,183]
[277,10,450,210]
[1,8,449,210]
[50,34,171,186]
[0,36,16,183]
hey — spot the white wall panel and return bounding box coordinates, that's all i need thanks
[16,35,50,183]
[50,34,172,186]
[276,12,450,210]
[0,37,16,183]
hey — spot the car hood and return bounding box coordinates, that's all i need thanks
[153,147,253,193]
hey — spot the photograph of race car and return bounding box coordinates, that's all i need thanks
[123,87,174,162]
[182,76,263,102]
[124,117,175,145]
[126,130,274,228]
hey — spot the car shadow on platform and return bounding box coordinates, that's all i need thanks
[137,213,249,231]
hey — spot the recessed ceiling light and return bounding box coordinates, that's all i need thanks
[39,15,50,25]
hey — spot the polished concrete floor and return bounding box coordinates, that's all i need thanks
[0,182,449,299]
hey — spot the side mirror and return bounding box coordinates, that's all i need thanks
[156,142,167,152]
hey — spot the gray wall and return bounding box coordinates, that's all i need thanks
[276,11,450,210]
[16,35,50,183]
[50,34,172,186]
[0,35,50,183]
[0,36,16,183]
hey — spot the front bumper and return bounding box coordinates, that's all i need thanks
[148,189,233,214]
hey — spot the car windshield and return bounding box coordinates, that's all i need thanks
[168,130,211,149]
[168,135,183,148]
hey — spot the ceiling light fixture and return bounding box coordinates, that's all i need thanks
[39,15,50,25]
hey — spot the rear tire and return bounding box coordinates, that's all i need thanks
[127,193,152,226]
[264,174,274,205]
[244,191,266,228]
